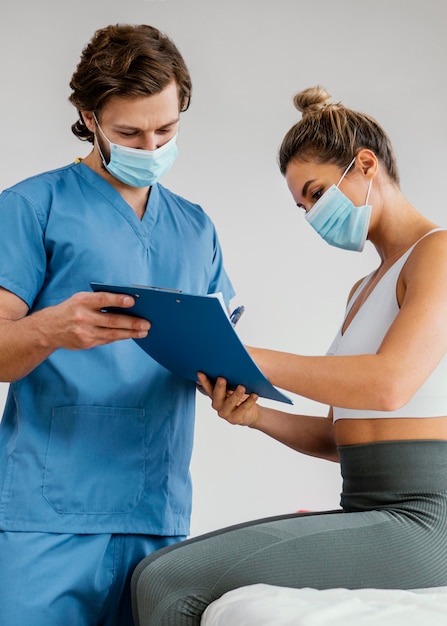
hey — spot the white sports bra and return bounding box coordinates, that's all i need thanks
[329,229,447,421]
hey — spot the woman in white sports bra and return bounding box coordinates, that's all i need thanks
[131,87,447,626]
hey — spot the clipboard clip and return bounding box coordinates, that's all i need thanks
[130,284,183,294]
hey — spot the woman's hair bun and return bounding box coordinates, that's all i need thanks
[293,86,333,116]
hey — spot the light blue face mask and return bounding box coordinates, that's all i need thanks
[93,114,179,187]
[304,157,372,252]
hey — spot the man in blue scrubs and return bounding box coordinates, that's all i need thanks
[0,24,234,625]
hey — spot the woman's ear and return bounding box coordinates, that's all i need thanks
[356,149,379,179]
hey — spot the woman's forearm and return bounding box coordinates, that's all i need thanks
[251,405,339,462]
[248,346,410,412]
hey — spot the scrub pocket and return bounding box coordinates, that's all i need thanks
[43,405,146,514]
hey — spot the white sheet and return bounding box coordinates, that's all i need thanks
[201,584,447,625]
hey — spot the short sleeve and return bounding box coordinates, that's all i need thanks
[207,224,235,306]
[0,188,47,307]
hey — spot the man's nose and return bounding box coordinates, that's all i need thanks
[140,133,159,151]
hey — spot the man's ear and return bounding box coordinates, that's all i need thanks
[80,111,95,133]
[356,149,379,179]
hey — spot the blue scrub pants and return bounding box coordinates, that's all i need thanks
[0,531,183,626]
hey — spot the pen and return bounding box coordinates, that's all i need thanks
[230,305,245,327]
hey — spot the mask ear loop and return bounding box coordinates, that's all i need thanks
[91,112,111,166]
[336,157,356,187]
[365,178,373,204]
[337,157,373,204]
[92,112,104,135]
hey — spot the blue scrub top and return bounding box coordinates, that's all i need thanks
[0,162,235,535]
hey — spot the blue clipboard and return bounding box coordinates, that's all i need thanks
[91,282,292,405]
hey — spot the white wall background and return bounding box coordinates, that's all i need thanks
[0,0,446,536]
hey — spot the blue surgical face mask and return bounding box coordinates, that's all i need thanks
[93,114,178,187]
[304,157,372,252]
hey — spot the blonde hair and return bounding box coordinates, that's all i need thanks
[278,86,399,185]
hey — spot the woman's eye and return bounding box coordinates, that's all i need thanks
[311,188,324,202]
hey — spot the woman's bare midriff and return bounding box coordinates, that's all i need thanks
[334,415,447,446]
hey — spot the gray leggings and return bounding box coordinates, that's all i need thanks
[131,440,447,625]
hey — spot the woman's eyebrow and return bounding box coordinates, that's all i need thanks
[302,179,316,198]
